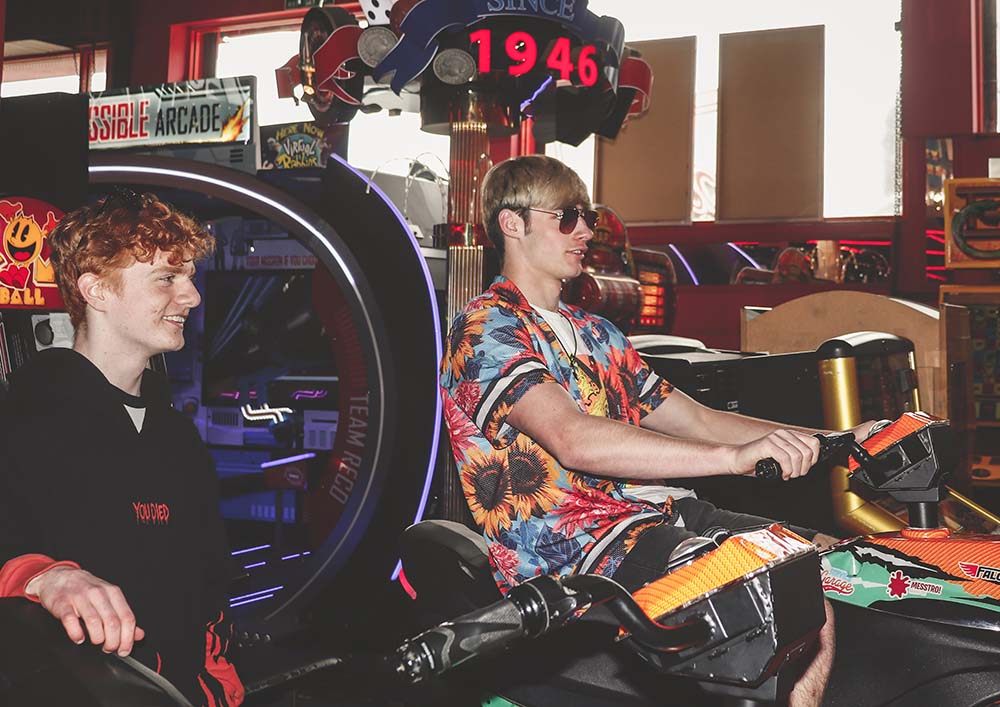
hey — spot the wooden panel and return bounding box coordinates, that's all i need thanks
[594,37,695,224]
[739,290,951,419]
[717,26,824,221]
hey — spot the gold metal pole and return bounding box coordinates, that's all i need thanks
[819,356,906,534]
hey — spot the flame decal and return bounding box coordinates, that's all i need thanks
[219,102,249,142]
[0,200,25,223]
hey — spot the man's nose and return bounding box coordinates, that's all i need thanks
[177,280,201,308]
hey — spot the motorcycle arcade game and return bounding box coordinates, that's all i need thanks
[395,414,1000,707]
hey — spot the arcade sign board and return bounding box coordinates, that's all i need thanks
[0,197,65,310]
[944,178,1000,269]
[89,77,255,150]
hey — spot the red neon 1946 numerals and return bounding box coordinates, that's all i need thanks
[469,29,599,87]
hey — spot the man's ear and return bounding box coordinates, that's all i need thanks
[497,208,524,239]
[77,272,111,313]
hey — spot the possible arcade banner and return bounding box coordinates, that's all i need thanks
[0,197,65,310]
[89,77,255,150]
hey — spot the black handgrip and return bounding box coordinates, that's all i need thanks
[755,457,782,480]
[395,598,525,683]
[755,431,857,480]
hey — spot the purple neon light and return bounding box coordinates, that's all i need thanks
[231,544,271,556]
[230,585,284,603]
[218,391,258,400]
[726,242,761,269]
[292,390,329,400]
[667,244,699,285]
[243,561,267,569]
[281,553,303,561]
[230,593,275,608]
[260,452,316,469]
[520,75,554,113]
[331,154,443,582]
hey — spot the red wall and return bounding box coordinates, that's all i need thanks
[129,0,287,85]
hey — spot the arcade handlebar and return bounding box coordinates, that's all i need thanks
[391,573,712,685]
[754,428,883,481]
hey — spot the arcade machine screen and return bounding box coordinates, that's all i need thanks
[198,262,341,608]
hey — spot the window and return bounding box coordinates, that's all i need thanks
[1,44,108,97]
[213,28,450,177]
[561,0,902,220]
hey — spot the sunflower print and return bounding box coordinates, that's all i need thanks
[507,437,563,519]
[460,446,514,538]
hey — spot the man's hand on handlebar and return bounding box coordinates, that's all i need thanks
[849,420,883,443]
[732,430,821,481]
[26,566,145,656]
[745,420,884,481]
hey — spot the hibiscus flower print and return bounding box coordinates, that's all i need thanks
[460,446,514,537]
[551,484,644,537]
[507,437,563,519]
[453,379,481,413]
[442,396,481,464]
[488,542,522,587]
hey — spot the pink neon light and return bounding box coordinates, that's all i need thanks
[398,568,417,600]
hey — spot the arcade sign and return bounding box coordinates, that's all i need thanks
[0,197,64,310]
[89,77,255,150]
[373,0,625,93]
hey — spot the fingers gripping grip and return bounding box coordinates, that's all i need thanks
[755,431,856,480]
[397,599,525,681]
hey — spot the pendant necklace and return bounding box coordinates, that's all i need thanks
[556,310,579,373]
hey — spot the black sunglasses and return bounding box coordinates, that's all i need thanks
[526,206,598,234]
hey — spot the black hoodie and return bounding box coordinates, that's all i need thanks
[0,348,235,704]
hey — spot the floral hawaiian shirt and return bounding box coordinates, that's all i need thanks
[440,276,677,591]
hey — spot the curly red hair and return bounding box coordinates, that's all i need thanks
[48,190,214,328]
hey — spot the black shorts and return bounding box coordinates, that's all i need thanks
[610,497,815,592]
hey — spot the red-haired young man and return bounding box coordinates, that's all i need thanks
[0,188,242,707]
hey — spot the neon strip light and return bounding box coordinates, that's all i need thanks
[926,273,946,281]
[241,403,294,423]
[520,75,554,113]
[668,244,699,285]
[926,229,946,235]
[926,250,945,256]
[230,585,284,603]
[281,553,303,561]
[231,544,271,556]
[806,240,893,247]
[726,242,761,269]
[398,568,416,600]
[230,593,275,608]
[292,390,329,400]
[244,561,267,569]
[261,453,316,469]
[332,155,443,582]
[925,266,946,270]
